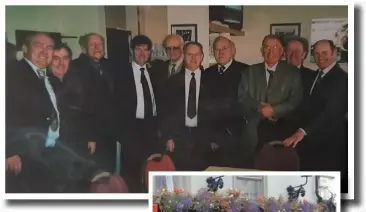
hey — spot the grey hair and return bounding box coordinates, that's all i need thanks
[162,34,184,48]
[212,36,235,51]
[23,32,55,47]
[78,32,105,52]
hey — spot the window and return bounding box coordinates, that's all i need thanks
[153,176,191,194]
[233,176,265,199]
[317,176,338,204]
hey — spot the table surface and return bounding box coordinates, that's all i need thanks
[204,166,263,171]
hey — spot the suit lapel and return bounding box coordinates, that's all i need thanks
[268,62,287,95]
[256,63,267,101]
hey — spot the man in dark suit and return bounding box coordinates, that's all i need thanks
[117,35,160,193]
[284,39,348,173]
[238,34,303,153]
[150,34,185,99]
[6,33,115,192]
[204,36,249,167]
[283,36,317,131]
[163,41,214,171]
[72,33,120,173]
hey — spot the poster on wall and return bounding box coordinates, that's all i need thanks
[310,18,348,64]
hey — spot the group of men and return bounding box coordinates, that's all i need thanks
[5,31,347,193]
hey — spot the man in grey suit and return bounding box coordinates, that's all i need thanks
[238,34,303,156]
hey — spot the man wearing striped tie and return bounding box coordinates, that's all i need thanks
[6,32,124,193]
[237,34,302,166]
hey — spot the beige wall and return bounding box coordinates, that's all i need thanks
[140,6,168,44]
[231,6,348,70]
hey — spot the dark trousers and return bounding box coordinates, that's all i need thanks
[171,127,211,171]
[120,119,159,193]
[257,119,294,149]
[6,128,100,192]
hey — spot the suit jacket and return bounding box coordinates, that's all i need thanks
[204,60,249,138]
[160,69,215,144]
[238,61,303,120]
[116,63,160,139]
[72,54,121,142]
[6,59,54,157]
[48,67,87,143]
[302,63,347,141]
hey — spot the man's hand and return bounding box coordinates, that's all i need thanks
[166,139,175,152]
[88,141,96,154]
[283,129,305,148]
[211,143,219,151]
[260,104,274,118]
[6,155,22,175]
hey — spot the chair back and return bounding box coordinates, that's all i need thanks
[142,153,176,192]
[254,141,300,171]
[90,173,129,193]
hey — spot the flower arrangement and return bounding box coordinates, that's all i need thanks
[153,188,332,212]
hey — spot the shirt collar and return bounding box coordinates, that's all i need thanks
[265,62,279,71]
[24,58,47,75]
[320,61,336,76]
[219,59,233,72]
[132,61,147,71]
[185,67,201,77]
[297,64,302,69]
[171,57,183,68]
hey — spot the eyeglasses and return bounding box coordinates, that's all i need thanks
[165,46,180,52]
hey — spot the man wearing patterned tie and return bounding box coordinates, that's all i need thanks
[162,41,214,171]
[150,34,185,100]
[6,33,121,192]
[117,35,160,192]
[237,34,302,159]
[72,33,120,173]
[284,39,347,172]
[204,36,249,168]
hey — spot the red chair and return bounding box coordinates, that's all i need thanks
[142,153,176,192]
[90,173,129,193]
[254,141,300,171]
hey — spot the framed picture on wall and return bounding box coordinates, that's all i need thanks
[171,24,198,43]
[270,23,301,38]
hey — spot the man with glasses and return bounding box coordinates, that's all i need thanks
[151,34,184,90]
[237,34,303,157]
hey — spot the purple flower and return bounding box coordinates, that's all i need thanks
[176,199,192,212]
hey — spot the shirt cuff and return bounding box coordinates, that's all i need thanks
[299,128,307,136]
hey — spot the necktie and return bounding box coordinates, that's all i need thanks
[266,69,275,102]
[140,68,153,118]
[170,64,177,76]
[187,72,196,119]
[37,69,46,79]
[219,66,225,75]
[267,69,275,88]
[310,70,324,95]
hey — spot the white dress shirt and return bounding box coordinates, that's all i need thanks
[185,68,201,127]
[309,61,336,95]
[265,62,278,84]
[218,59,233,73]
[132,61,157,119]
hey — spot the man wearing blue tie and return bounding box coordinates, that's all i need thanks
[6,33,122,193]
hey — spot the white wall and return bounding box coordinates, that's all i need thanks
[167,6,210,68]
[6,6,107,59]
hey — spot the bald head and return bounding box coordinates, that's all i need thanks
[313,39,337,69]
[163,34,184,63]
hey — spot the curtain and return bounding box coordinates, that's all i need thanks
[153,176,191,194]
[233,177,264,200]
